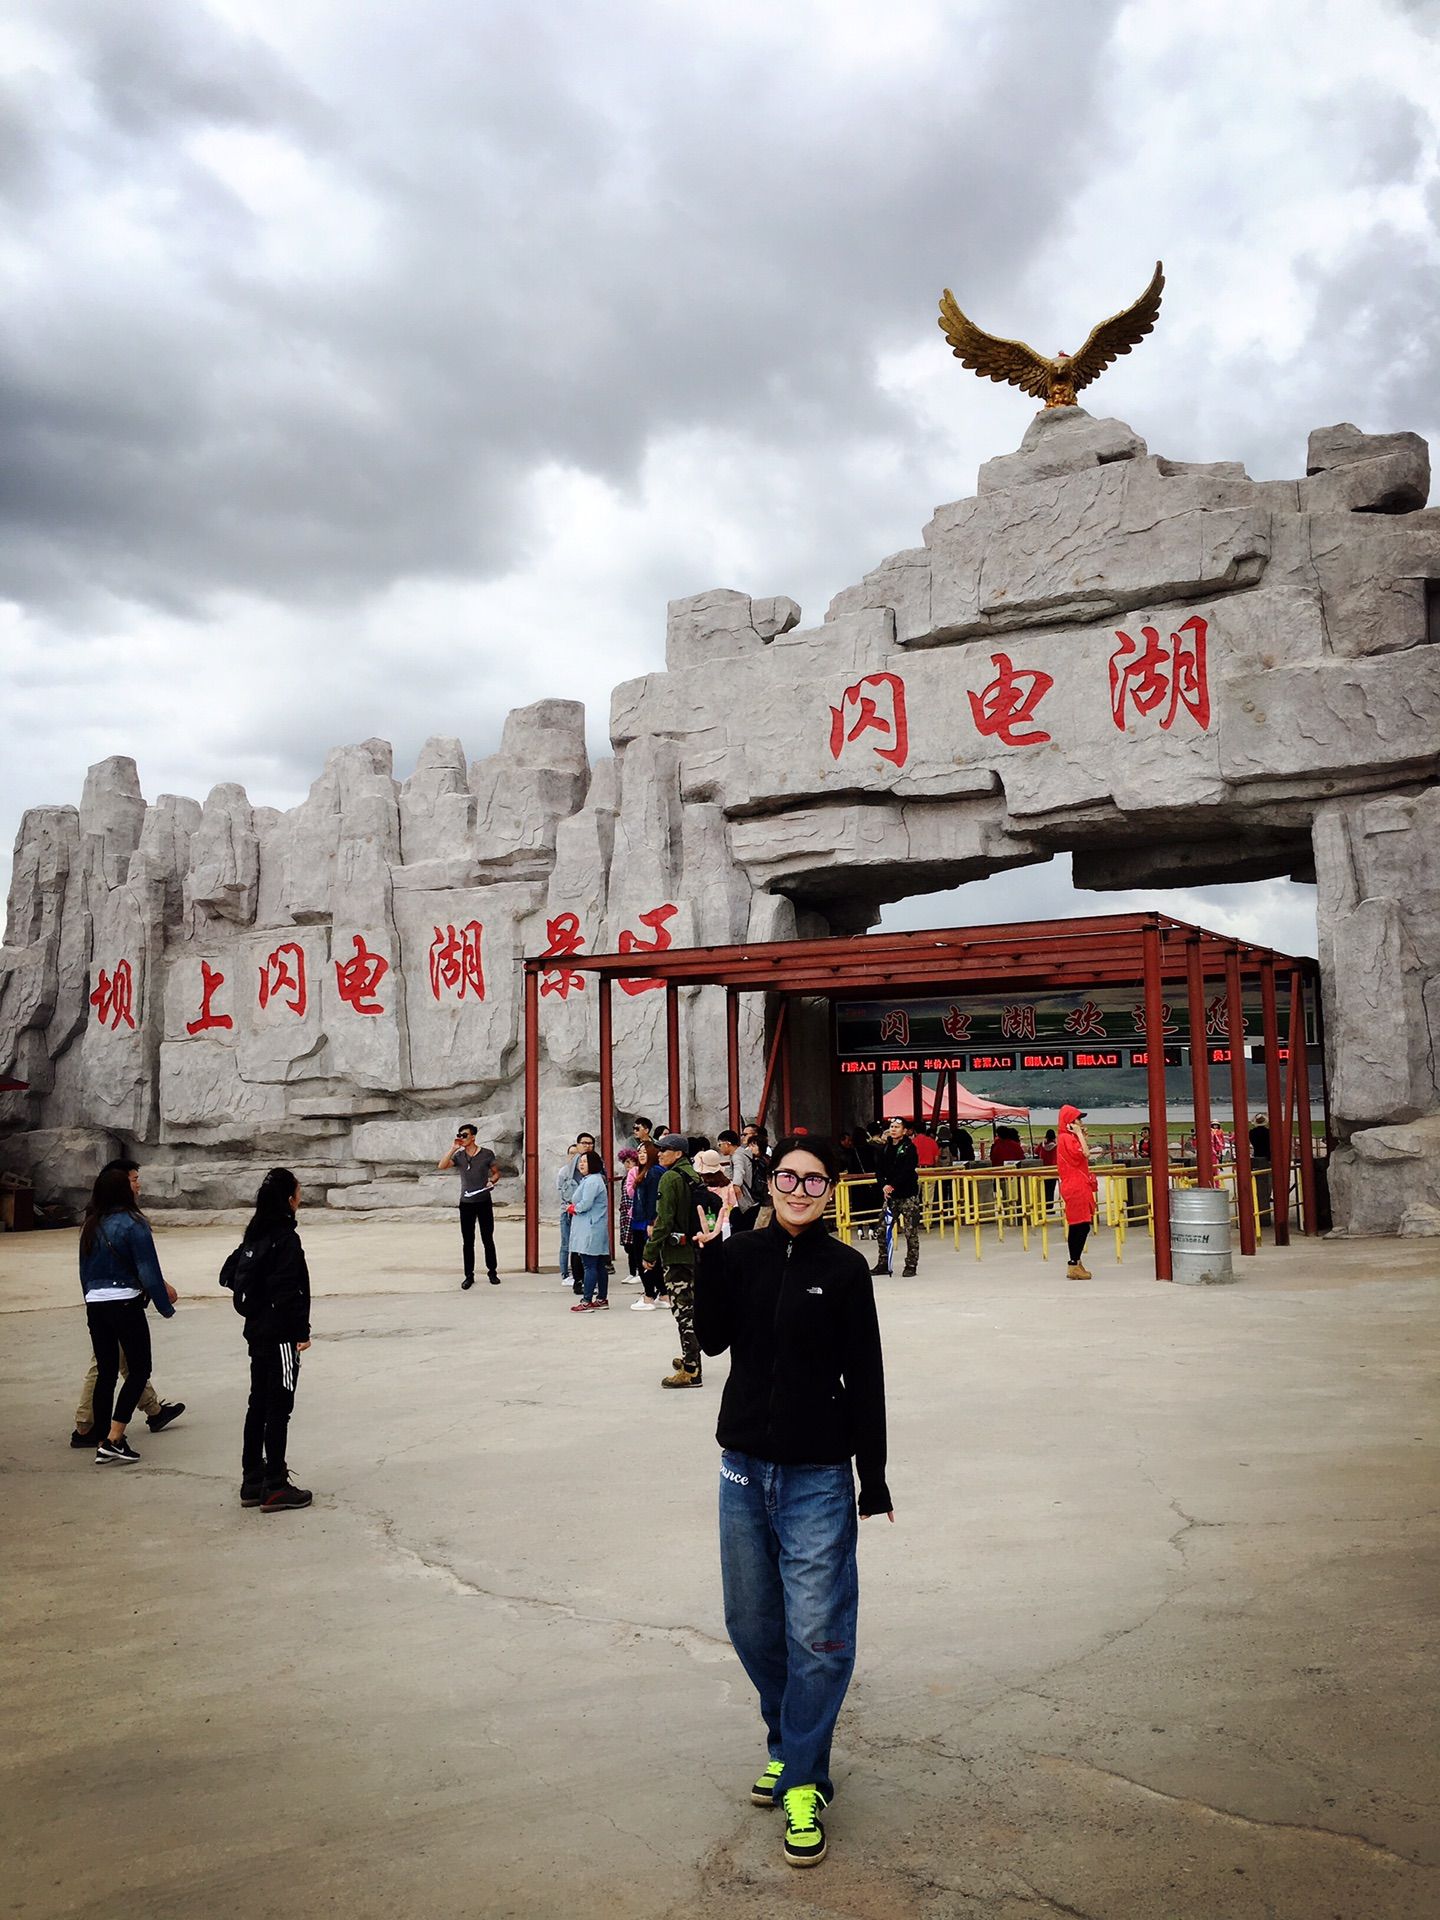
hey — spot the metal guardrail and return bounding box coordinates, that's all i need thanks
[832,1162,1292,1265]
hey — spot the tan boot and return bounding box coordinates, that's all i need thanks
[1066,1262,1091,1280]
[662,1367,702,1388]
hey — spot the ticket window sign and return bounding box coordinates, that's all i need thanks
[1072,1050,1123,1069]
[840,1060,876,1075]
[1207,1045,1239,1065]
[967,1052,1015,1072]
[1130,1047,1182,1068]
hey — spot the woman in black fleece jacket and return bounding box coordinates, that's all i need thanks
[237,1168,313,1513]
[694,1134,893,1872]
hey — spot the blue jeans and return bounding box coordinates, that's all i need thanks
[580,1254,609,1304]
[718,1451,859,1802]
[558,1208,571,1277]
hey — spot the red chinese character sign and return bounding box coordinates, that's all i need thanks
[1109,615,1210,732]
[879,1010,910,1046]
[1000,1003,1037,1041]
[617,904,679,997]
[335,935,389,1016]
[429,922,485,1003]
[968,654,1054,747]
[1064,999,1108,1038]
[89,962,136,1032]
[828,673,909,769]
[185,961,233,1036]
[258,943,308,1018]
[540,912,586,1000]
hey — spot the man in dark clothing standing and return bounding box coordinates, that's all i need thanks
[438,1124,501,1288]
[643,1133,702,1387]
[872,1117,921,1277]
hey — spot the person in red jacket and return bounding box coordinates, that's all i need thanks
[1056,1104,1098,1279]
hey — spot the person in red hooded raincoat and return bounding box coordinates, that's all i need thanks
[1055,1104,1098,1279]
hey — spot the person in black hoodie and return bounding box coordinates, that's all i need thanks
[695,1134,893,1873]
[237,1168,313,1513]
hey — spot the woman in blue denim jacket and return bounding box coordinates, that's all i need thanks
[566,1151,611,1311]
[78,1165,176,1464]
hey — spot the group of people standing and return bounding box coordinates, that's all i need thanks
[74,1158,313,1510]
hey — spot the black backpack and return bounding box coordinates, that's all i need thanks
[219,1238,272,1317]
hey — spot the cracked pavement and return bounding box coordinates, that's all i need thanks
[2,1213,1437,1918]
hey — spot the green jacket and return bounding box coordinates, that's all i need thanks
[644,1159,697,1269]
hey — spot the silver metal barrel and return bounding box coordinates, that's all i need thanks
[1169,1186,1235,1285]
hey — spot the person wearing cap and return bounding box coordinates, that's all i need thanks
[1056,1103,1098,1278]
[643,1134,703,1387]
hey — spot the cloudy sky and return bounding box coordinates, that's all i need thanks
[4,0,1438,957]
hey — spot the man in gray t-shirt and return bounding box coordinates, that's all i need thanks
[437,1124,501,1289]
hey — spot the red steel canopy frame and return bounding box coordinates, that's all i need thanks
[521,912,1323,1282]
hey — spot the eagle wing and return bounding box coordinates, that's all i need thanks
[938,289,1053,401]
[1067,260,1164,393]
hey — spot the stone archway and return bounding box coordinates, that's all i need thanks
[1,407,1436,1233]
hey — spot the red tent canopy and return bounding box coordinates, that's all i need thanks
[882,1077,1030,1122]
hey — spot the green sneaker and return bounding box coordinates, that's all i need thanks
[750,1759,785,1807]
[781,1784,828,1868]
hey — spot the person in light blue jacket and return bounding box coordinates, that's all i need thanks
[567,1150,612,1311]
[78,1164,177,1464]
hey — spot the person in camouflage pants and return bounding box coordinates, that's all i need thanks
[644,1134,703,1387]
[874,1117,922,1277]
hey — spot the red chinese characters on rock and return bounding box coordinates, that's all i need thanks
[940,1005,972,1042]
[334,934,389,1016]
[1064,998,1108,1039]
[617,904,678,996]
[828,673,909,769]
[89,961,136,1032]
[968,654,1055,747]
[1000,1002,1037,1041]
[258,943,308,1018]
[1109,615,1210,733]
[540,912,586,1000]
[185,961,233,1036]
[879,1009,911,1046]
[429,922,485,1003]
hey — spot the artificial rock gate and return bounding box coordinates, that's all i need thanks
[2,407,1438,1235]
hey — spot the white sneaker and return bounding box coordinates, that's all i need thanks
[630,1298,659,1311]
[622,1275,643,1285]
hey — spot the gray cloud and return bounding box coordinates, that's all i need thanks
[1,0,1436,952]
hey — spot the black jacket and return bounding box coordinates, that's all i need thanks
[242,1217,311,1345]
[874,1137,919,1200]
[695,1220,891,1516]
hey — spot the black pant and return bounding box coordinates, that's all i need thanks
[243,1339,300,1490]
[87,1300,151,1434]
[631,1229,664,1296]
[459,1197,497,1279]
[1067,1222,1092,1263]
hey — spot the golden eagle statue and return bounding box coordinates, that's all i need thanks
[938,261,1164,409]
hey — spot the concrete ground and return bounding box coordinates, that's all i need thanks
[2,1209,1437,1920]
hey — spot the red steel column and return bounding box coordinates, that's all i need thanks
[911,1068,924,1131]
[665,982,682,1133]
[1281,974,1300,1236]
[1186,938,1215,1186]
[1259,958,1288,1245]
[598,973,615,1257]
[726,988,742,1132]
[1225,947,1256,1256]
[756,998,788,1135]
[1142,924,1172,1281]
[779,997,794,1134]
[523,964,540,1273]
[1291,968,1318,1234]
